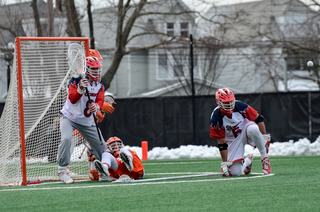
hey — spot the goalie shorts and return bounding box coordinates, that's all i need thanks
[57,114,106,166]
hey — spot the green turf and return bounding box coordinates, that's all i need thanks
[0,156,319,212]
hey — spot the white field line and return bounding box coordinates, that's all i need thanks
[0,173,275,192]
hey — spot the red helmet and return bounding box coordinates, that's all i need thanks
[106,136,123,151]
[215,88,235,115]
[88,49,103,60]
[85,56,102,82]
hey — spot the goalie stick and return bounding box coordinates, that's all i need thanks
[112,172,223,183]
[67,43,103,144]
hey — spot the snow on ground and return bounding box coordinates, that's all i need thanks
[125,135,320,160]
[24,135,320,164]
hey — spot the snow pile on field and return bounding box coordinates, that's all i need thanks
[126,136,320,160]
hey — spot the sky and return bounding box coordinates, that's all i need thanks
[2,0,317,14]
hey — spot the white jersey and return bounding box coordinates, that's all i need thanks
[61,78,103,126]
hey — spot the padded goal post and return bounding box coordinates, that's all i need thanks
[0,37,91,186]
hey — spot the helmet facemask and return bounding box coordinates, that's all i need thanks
[85,56,102,82]
[86,66,102,82]
[107,141,123,151]
[215,88,235,115]
[217,99,235,114]
[106,136,124,151]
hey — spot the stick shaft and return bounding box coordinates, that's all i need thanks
[85,88,103,144]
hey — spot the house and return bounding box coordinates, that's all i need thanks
[196,0,320,93]
[81,0,320,98]
[81,0,205,98]
[0,0,67,102]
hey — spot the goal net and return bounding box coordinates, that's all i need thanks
[0,37,91,186]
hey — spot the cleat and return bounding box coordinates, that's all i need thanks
[99,174,113,182]
[58,171,74,184]
[66,166,76,177]
[120,151,134,171]
[261,157,271,175]
[244,154,253,175]
[94,160,110,178]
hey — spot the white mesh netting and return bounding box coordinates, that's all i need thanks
[0,38,90,186]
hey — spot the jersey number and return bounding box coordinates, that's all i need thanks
[232,123,242,138]
[84,99,94,117]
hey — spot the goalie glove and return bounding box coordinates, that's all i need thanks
[89,103,100,113]
[101,102,115,114]
[86,147,96,162]
[77,78,89,94]
[96,111,106,123]
[221,162,232,177]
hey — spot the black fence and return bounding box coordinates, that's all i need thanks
[1,91,319,149]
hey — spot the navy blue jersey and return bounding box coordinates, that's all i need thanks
[210,100,258,140]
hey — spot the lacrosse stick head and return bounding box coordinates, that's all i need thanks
[67,43,87,77]
[86,57,102,82]
[104,94,116,104]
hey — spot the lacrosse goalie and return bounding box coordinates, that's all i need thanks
[210,88,271,177]
[57,56,106,184]
[92,136,145,182]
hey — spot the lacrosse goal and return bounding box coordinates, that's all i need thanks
[0,37,91,186]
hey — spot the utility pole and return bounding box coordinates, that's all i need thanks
[190,34,196,144]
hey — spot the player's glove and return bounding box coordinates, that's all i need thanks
[107,150,119,158]
[89,103,100,113]
[96,111,105,123]
[86,147,95,162]
[221,162,232,177]
[77,78,89,94]
[101,102,115,114]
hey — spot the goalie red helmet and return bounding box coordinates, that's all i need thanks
[85,56,102,82]
[215,88,235,115]
[106,136,124,151]
[88,49,103,60]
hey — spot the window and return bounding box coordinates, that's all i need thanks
[167,23,174,37]
[157,51,200,80]
[180,22,188,38]
[158,54,168,78]
[173,64,184,77]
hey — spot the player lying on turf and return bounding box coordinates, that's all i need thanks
[210,88,271,177]
[89,136,145,182]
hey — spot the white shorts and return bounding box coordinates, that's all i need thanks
[226,120,256,163]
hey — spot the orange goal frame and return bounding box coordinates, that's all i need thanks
[15,37,89,186]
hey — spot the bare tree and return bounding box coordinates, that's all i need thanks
[31,0,43,37]
[64,0,82,37]
[156,37,226,96]
[101,0,148,89]
[47,0,54,37]
[196,0,320,91]
[87,0,94,48]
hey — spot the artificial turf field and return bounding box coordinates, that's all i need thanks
[0,155,319,212]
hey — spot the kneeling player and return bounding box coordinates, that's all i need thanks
[89,136,144,181]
